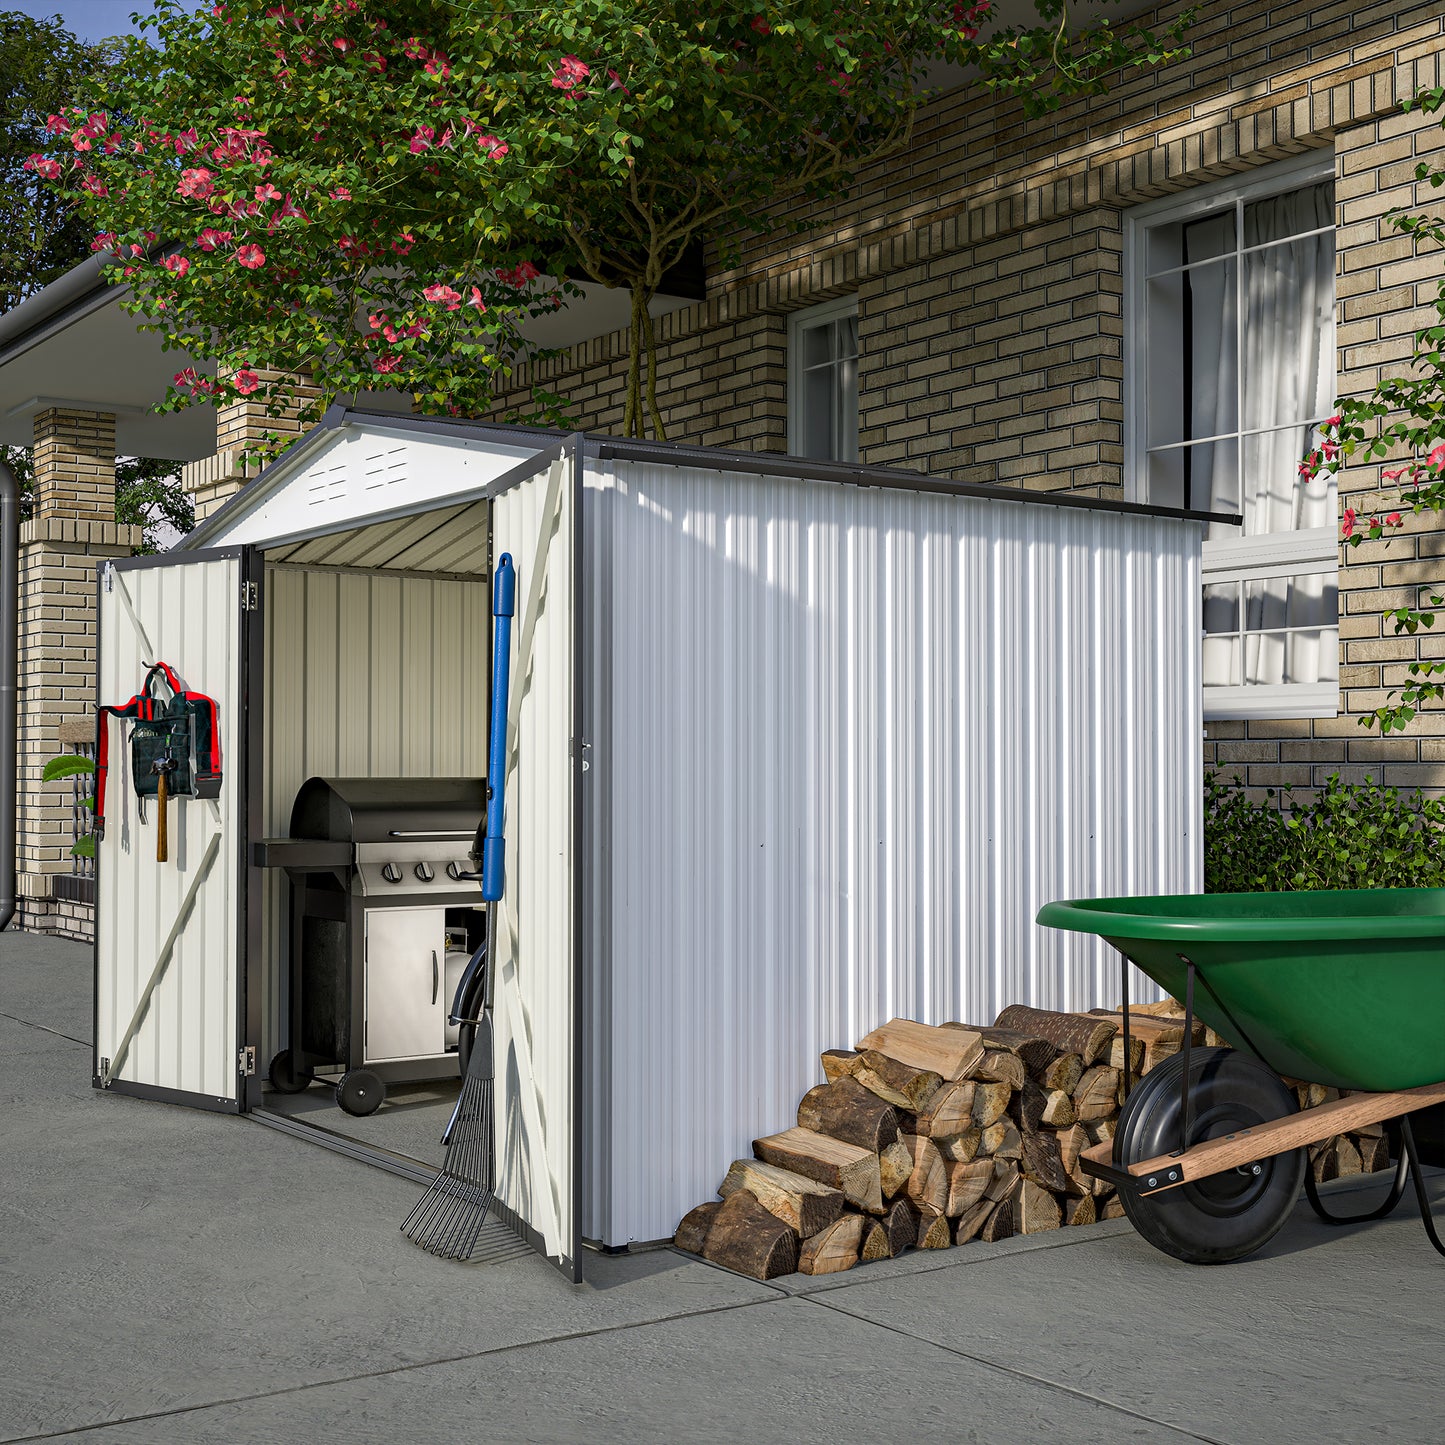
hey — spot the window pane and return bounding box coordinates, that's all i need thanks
[1242,629,1338,686]
[835,349,859,463]
[1240,426,1335,537]
[1203,582,1239,633]
[1243,575,1337,633]
[1242,233,1335,434]
[1243,181,1333,248]
[1147,207,1236,275]
[1146,437,1237,521]
[802,322,833,370]
[1147,259,1237,447]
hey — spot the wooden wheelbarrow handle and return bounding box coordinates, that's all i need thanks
[152,759,176,863]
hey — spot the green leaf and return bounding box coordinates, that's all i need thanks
[43,754,96,781]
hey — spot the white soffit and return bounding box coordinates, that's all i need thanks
[193,419,546,550]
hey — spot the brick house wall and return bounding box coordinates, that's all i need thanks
[488,0,1445,797]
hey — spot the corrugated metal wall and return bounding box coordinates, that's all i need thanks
[489,456,577,1272]
[96,555,243,1104]
[259,566,488,1063]
[583,459,1202,1245]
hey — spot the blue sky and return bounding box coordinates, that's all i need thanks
[6,1,152,44]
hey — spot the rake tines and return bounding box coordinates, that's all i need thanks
[402,1016,496,1260]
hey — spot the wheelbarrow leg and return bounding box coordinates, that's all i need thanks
[1399,1114,1445,1259]
[1304,1120,1410,1225]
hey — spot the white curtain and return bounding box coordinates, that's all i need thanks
[1189,182,1336,687]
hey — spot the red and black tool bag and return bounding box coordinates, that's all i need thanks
[96,662,222,834]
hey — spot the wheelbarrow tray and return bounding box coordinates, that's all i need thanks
[1036,887,1445,1092]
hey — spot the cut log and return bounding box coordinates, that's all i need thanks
[1020,1129,1070,1194]
[1015,1178,1063,1235]
[1009,1077,1048,1134]
[1100,1194,1125,1220]
[821,1049,860,1084]
[1056,1124,1091,1195]
[1089,1010,1187,1073]
[1118,1072,1142,1107]
[798,1213,865,1275]
[851,1050,945,1112]
[1108,1033,1144,1073]
[1325,1134,1362,1181]
[913,1080,977,1138]
[754,1127,884,1214]
[798,1077,901,1153]
[879,1138,913,1200]
[902,1134,948,1215]
[1356,1133,1391,1173]
[948,1024,1058,1076]
[1085,1117,1116,1144]
[720,1159,844,1237]
[994,1004,1117,1065]
[955,1199,994,1245]
[857,1018,985,1081]
[936,1129,982,1164]
[1041,1052,1083,1094]
[978,1120,1022,1160]
[701,1191,798,1279]
[881,1197,919,1256]
[861,1218,891,1263]
[674,1200,721,1255]
[972,1080,1013,1129]
[945,1158,995,1216]
[1304,1083,1342,1109]
[917,1210,953,1249]
[1073,1065,1122,1121]
[1041,1089,1076,1128]
[972,1050,1026,1091]
[1064,1193,1097,1228]
[984,1159,1020,1202]
[979,1190,1018,1243]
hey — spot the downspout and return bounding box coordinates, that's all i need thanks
[0,457,16,930]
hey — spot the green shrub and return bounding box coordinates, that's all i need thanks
[1204,772,1445,892]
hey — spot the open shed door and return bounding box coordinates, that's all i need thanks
[489,449,580,1279]
[94,548,261,1112]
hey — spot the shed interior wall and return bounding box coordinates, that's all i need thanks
[258,562,489,1064]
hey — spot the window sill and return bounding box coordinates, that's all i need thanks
[1204,683,1339,722]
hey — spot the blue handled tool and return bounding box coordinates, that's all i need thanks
[481,553,515,902]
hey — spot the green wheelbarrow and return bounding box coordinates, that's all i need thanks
[1038,887,1445,1265]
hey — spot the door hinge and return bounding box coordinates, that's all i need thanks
[102,562,114,593]
[239,1045,257,1077]
[99,1056,111,1085]
[241,580,260,611]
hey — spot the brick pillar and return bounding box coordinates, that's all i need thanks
[183,367,321,521]
[16,410,143,937]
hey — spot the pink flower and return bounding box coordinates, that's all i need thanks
[423,283,462,310]
[233,369,260,394]
[329,186,351,200]
[1383,465,1413,483]
[163,254,191,277]
[333,37,354,53]
[1342,507,1356,539]
[750,17,770,34]
[235,243,266,269]
[196,227,232,251]
[90,232,117,253]
[45,114,67,135]
[255,182,282,202]
[473,132,508,159]
[496,260,540,287]
[1325,412,1342,427]
[550,54,591,97]
[80,174,108,196]
[409,125,435,153]
[391,229,415,255]
[24,154,62,179]
[424,51,451,78]
[373,354,402,374]
[1429,442,1445,470]
[1386,511,1403,527]
[178,167,215,199]
[607,68,631,94]
[467,286,486,311]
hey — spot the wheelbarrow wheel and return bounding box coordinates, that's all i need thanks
[336,1069,385,1117]
[267,1049,313,1095]
[1115,1046,1304,1265]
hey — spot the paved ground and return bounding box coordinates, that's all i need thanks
[3,930,1442,1444]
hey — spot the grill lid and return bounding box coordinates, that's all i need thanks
[289,776,486,844]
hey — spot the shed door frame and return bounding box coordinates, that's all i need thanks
[92,544,264,1113]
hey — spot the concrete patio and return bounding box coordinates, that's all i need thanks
[2,929,1440,1444]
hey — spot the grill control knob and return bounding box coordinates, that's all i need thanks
[414,861,435,882]
[446,860,468,881]
[380,862,403,884]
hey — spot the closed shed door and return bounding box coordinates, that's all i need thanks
[94,549,259,1111]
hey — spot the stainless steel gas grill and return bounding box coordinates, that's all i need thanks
[255,777,488,1116]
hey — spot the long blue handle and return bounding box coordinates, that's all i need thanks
[482,553,515,901]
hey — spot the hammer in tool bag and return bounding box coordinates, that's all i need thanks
[151,756,177,863]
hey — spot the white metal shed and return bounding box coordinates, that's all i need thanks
[92,408,1211,1272]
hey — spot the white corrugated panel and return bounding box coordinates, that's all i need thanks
[258,565,488,1064]
[489,456,577,1274]
[583,459,1201,1245]
[95,554,244,1104]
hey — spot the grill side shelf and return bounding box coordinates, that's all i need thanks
[252,837,354,871]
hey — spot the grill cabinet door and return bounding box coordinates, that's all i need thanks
[364,907,447,1062]
[93,548,261,1111]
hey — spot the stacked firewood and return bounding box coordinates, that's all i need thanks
[675,1001,1391,1280]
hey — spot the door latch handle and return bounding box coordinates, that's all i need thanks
[432,949,439,1005]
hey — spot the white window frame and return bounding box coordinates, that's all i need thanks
[1124,150,1340,722]
[788,295,859,463]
